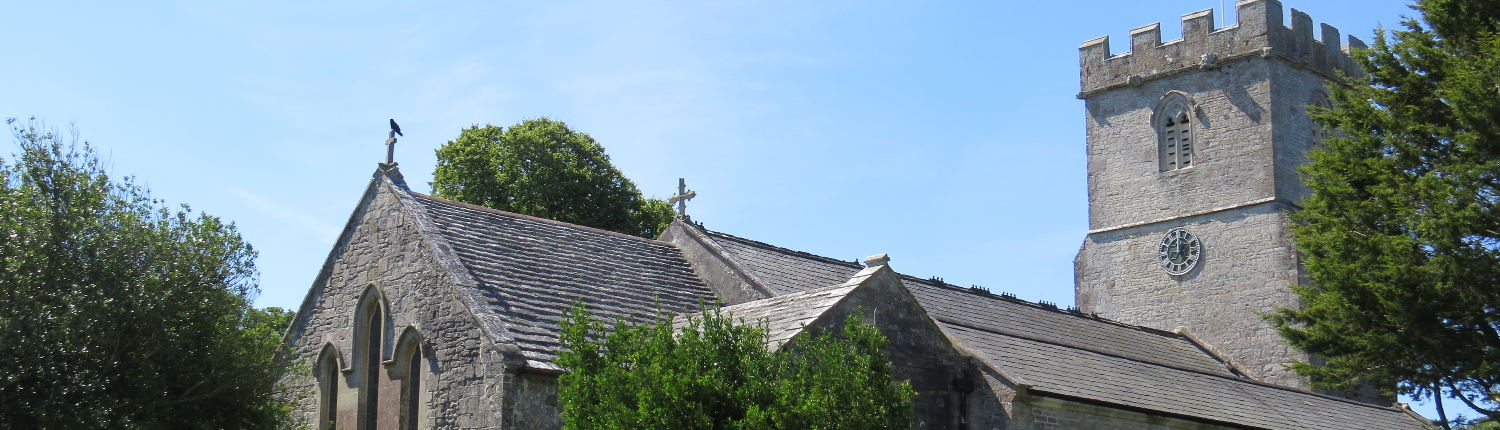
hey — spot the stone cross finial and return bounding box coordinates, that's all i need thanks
[668,178,696,216]
[385,119,403,165]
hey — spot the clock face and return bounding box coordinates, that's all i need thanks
[1158,228,1202,276]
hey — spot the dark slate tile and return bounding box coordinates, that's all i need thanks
[414,195,716,363]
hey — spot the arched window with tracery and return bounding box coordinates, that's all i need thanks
[1154,92,1197,172]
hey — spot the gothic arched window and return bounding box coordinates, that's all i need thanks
[362,311,381,430]
[397,328,426,430]
[318,345,343,430]
[1154,92,1197,172]
[404,344,422,430]
[355,288,387,430]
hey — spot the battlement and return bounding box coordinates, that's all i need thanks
[1079,0,1366,95]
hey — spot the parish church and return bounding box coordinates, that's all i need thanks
[279,1,1437,428]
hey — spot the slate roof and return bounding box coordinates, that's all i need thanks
[946,325,1425,430]
[413,194,716,368]
[702,230,1235,376]
[675,282,860,351]
[697,229,1429,430]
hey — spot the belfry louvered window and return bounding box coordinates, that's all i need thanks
[1154,92,1197,172]
[1312,94,1333,146]
[1162,110,1193,170]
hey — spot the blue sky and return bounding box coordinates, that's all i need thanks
[5,0,1470,421]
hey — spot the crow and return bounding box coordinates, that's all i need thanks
[390,119,403,136]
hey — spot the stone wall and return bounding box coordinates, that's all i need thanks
[500,373,563,430]
[1270,59,1337,205]
[1074,0,1363,391]
[1079,0,1364,96]
[1076,203,1307,388]
[280,169,510,429]
[1082,58,1278,231]
[811,267,998,429]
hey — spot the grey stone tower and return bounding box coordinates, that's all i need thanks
[1073,0,1365,390]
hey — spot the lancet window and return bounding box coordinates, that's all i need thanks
[355,289,386,430]
[319,347,341,430]
[1155,92,1197,172]
[395,327,426,430]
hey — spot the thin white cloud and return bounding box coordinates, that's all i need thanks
[228,188,342,244]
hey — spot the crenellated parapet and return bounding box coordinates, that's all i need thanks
[1079,0,1366,96]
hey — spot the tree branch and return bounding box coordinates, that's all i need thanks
[1447,381,1500,418]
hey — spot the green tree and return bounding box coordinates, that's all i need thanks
[431,118,676,239]
[1268,0,1500,421]
[557,302,915,430]
[0,119,294,429]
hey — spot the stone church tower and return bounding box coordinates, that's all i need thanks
[1073,0,1365,390]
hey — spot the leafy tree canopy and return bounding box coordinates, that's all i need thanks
[0,119,294,429]
[1269,0,1500,421]
[557,302,916,430]
[431,118,675,239]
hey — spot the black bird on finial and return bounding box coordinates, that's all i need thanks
[385,119,402,165]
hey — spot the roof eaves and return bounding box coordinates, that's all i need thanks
[937,317,1242,381]
[957,317,1421,420]
[1024,389,1267,430]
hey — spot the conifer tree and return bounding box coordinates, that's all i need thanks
[1270,0,1500,420]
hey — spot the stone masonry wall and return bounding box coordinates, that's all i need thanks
[500,373,563,430]
[1076,0,1365,391]
[1270,59,1337,204]
[813,267,995,430]
[1083,58,1277,230]
[1079,0,1364,95]
[280,170,510,429]
[1076,203,1307,388]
